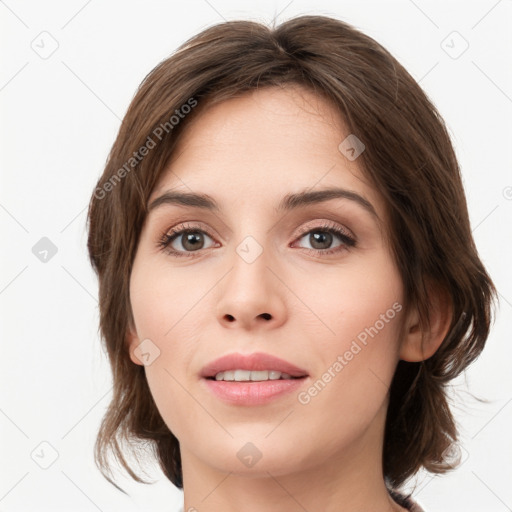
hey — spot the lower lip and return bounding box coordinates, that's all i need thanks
[202,377,307,405]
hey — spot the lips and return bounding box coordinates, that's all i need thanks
[200,352,308,379]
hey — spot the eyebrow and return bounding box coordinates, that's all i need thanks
[148,187,378,218]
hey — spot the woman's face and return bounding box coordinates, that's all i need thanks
[128,86,406,479]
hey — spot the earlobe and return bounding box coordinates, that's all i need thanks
[126,327,144,366]
[399,284,452,362]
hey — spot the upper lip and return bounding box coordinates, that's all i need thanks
[200,352,309,378]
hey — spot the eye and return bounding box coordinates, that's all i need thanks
[292,222,356,255]
[158,223,217,257]
[157,220,356,258]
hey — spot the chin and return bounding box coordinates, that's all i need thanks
[194,435,311,478]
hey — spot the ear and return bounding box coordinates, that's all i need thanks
[126,324,145,366]
[399,283,452,362]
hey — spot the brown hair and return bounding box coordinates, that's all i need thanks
[87,15,496,492]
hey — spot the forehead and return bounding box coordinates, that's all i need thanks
[149,86,384,219]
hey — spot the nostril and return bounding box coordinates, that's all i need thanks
[260,313,271,320]
[224,314,235,322]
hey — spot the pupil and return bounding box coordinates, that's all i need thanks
[310,231,332,249]
[183,232,204,251]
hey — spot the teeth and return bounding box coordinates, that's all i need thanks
[213,370,294,381]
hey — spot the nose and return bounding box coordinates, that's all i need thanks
[215,243,288,331]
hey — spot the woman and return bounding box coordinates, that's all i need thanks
[87,15,496,512]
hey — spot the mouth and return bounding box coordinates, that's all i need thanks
[200,351,309,380]
[205,370,306,382]
[200,352,309,405]
[202,374,308,405]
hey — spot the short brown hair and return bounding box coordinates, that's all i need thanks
[87,14,496,492]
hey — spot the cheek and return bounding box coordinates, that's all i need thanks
[129,256,203,339]
[298,251,403,353]
[129,259,207,435]
[295,255,404,427]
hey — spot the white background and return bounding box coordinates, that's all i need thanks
[1,1,511,511]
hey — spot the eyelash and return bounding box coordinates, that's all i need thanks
[157,221,356,258]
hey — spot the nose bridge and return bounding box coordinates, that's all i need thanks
[228,232,273,303]
[226,211,273,286]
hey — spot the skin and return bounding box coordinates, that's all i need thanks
[127,85,447,512]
